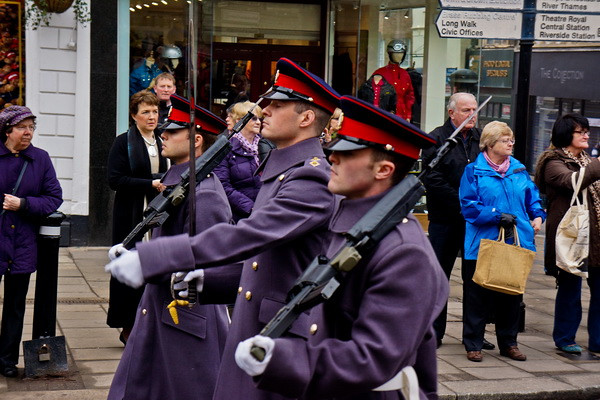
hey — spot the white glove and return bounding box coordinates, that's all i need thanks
[108,243,129,261]
[235,335,275,377]
[173,269,205,298]
[105,250,144,288]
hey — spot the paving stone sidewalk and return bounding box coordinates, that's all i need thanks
[0,242,599,399]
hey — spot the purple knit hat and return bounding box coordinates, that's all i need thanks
[0,105,36,141]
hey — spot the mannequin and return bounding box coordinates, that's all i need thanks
[129,51,162,97]
[372,40,415,121]
[357,74,396,113]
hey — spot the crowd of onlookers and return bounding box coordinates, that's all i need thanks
[423,92,599,363]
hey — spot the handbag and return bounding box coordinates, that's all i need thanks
[555,168,589,278]
[473,226,535,295]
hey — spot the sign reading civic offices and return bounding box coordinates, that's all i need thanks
[436,9,523,39]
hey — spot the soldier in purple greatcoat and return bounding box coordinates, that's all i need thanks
[107,96,241,400]
[235,96,449,400]
[106,58,340,400]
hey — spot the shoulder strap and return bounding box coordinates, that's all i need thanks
[570,167,588,208]
[12,160,29,195]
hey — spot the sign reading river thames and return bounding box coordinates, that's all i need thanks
[535,13,600,41]
[436,9,523,39]
[536,0,600,13]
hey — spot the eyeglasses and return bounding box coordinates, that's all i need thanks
[251,116,262,121]
[498,138,515,145]
[13,124,36,132]
[574,130,590,137]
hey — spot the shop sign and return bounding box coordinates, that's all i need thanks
[479,50,514,88]
[436,10,523,39]
[530,51,600,100]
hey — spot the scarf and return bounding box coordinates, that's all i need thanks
[234,132,260,166]
[483,150,510,177]
[562,147,600,231]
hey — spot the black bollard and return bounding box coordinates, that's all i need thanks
[24,211,68,377]
[32,211,66,339]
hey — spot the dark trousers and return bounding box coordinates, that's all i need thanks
[107,276,145,330]
[553,268,600,351]
[0,273,31,367]
[429,220,465,341]
[462,259,520,351]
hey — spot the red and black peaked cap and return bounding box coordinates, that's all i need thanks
[260,58,340,114]
[328,96,435,160]
[162,94,226,134]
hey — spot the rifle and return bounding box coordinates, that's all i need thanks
[251,95,491,360]
[121,99,264,251]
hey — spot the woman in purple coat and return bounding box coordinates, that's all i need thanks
[214,101,263,221]
[0,106,62,378]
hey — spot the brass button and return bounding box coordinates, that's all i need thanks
[238,286,243,294]
[309,324,318,335]
[252,261,258,271]
[245,291,252,300]
[10,225,15,229]
[142,309,147,315]
[14,154,19,157]
[402,218,409,224]
[7,260,12,264]
[278,174,285,181]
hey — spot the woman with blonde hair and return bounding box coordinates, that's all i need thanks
[459,121,545,362]
[214,100,263,221]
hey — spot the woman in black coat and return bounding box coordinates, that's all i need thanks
[107,90,168,343]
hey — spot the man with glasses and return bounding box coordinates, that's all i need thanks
[421,92,495,350]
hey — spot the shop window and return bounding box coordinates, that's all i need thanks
[129,0,213,107]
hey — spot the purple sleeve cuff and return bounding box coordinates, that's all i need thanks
[137,233,196,280]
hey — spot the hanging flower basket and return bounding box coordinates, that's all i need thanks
[26,0,91,30]
[33,0,75,14]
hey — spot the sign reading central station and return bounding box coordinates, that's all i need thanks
[535,13,600,41]
[436,9,523,39]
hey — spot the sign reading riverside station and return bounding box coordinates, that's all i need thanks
[535,13,600,41]
[436,9,523,39]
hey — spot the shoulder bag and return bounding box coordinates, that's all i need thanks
[473,226,536,295]
[555,168,589,278]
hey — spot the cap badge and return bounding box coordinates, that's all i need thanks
[309,157,320,167]
[274,70,280,84]
[167,105,173,117]
[337,112,344,130]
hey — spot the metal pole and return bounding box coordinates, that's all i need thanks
[513,0,535,163]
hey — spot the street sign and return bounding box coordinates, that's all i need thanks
[436,9,523,39]
[535,13,600,41]
[536,0,600,13]
[439,0,524,10]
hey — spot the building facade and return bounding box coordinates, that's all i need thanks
[22,0,600,245]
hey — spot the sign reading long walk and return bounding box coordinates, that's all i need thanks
[436,9,523,39]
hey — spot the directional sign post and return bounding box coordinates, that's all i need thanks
[436,9,523,39]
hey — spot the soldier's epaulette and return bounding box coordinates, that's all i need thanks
[305,156,323,168]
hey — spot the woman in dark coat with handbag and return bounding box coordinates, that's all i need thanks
[534,113,600,354]
[107,90,168,343]
[0,106,62,377]
[214,100,263,222]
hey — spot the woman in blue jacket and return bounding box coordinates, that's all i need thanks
[459,121,545,363]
